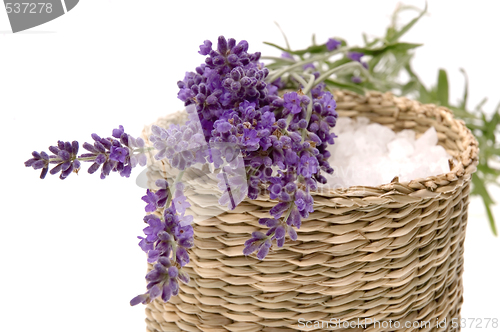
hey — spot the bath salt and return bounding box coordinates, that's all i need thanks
[322,117,452,189]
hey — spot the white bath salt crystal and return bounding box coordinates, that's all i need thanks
[396,129,416,141]
[365,123,396,147]
[388,138,415,160]
[335,117,354,134]
[322,117,452,189]
[354,117,371,128]
[415,127,438,151]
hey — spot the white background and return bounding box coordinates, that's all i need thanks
[1,0,499,331]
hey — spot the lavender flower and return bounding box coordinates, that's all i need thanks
[347,51,364,62]
[198,40,212,56]
[142,190,159,213]
[26,126,151,180]
[149,105,209,170]
[326,38,341,51]
[283,92,303,115]
[177,36,280,140]
[303,63,315,70]
[24,151,50,179]
[128,136,148,167]
[352,76,362,84]
[132,186,195,306]
[172,194,190,215]
[25,141,81,179]
[130,256,190,306]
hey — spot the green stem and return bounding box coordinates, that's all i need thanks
[314,61,368,86]
[77,157,97,162]
[267,46,349,83]
[134,147,155,153]
[282,202,295,224]
[289,73,314,142]
[260,56,295,63]
[165,170,185,209]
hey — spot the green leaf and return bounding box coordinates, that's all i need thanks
[324,79,365,95]
[263,41,291,55]
[477,164,500,177]
[302,44,328,55]
[263,41,328,56]
[385,26,397,43]
[475,97,488,112]
[264,61,291,70]
[363,33,380,48]
[387,2,428,43]
[386,42,423,53]
[485,111,500,141]
[484,201,498,236]
[350,42,422,57]
[448,106,476,120]
[459,68,469,109]
[274,21,291,51]
[437,69,449,106]
[327,57,351,69]
[472,173,498,235]
[401,80,418,95]
[362,33,369,45]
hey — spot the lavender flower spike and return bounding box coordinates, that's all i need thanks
[26,126,148,180]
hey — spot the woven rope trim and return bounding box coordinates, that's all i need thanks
[140,90,477,332]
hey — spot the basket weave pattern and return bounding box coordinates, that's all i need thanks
[141,90,478,332]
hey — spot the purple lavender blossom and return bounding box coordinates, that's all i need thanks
[149,105,210,170]
[25,141,82,179]
[138,206,194,267]
[109,146,129,163]
[326,38,341,51]
[198,40,212,55]
[283,92,303,114]
[24,151,50,179]
[303,63,315,70]
[26,126,149,180]
[132,197,195,306]
[347,51,364,62]
[142,190,159,213]
[130,256,190,306]
[177,36,280,142]
[172,194,190,215]
[128,135,148,167]
[352,76,362,84]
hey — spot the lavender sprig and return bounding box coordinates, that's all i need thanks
[131,179,193,306]
[25,125,152,180]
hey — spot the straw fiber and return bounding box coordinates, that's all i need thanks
[141,90,478,332]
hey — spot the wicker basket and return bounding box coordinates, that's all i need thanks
[140,90,478,332]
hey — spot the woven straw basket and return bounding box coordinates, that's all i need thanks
[140,89,478,332]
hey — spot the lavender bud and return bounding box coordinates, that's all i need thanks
[256,241,271,260]
[149,285,161,300]
[178,269,190,284]
[168,266,178,279]
[161,284,172,302]
[130,294,148,306]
